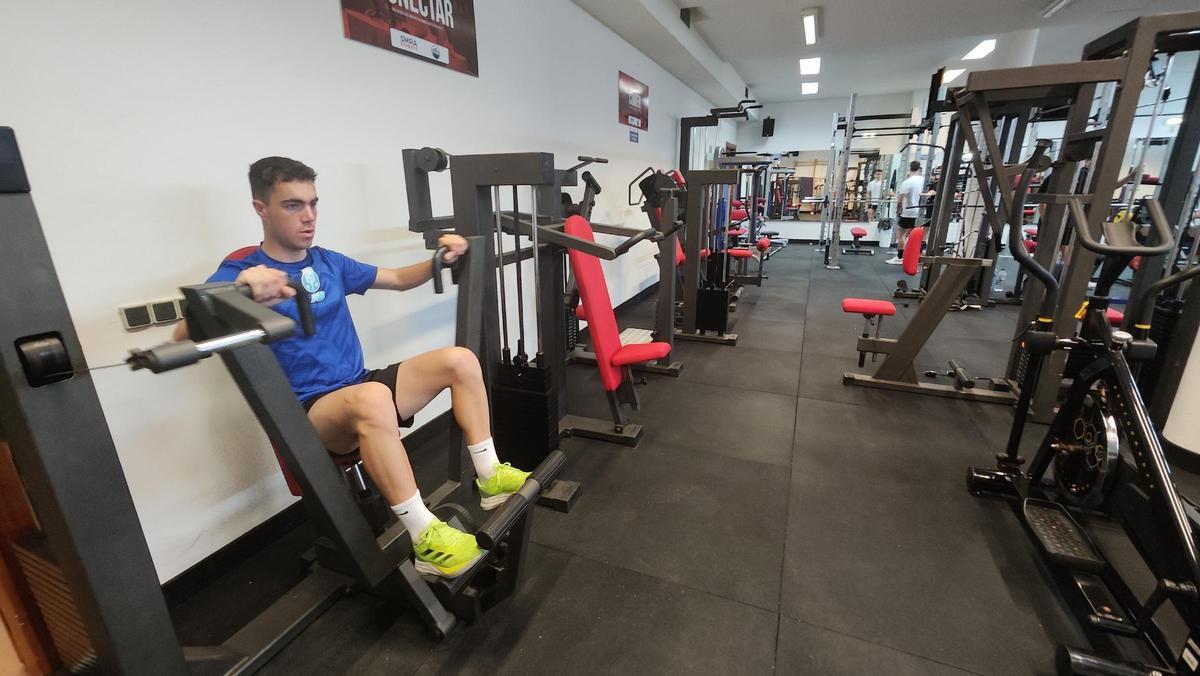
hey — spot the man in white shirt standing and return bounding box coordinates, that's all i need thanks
[887,161,932,265]
[866,170,884,222]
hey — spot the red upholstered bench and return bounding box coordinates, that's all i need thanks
[727,248,754,259]
[565,215,670,440]
[1024,227,1038,237]
[728,227,747,237]
[731,199,744,208]
[730,208,749,222]
[842,299,896,316]
[842,298,896,367]
[1023,238,1037,253]
[1106,308,1124,326]
[673,238,709,266]
[842,226,872,256]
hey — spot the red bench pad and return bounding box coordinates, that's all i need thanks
[842,298,896,316]
[728,227,747,236]
[850,227,867,238]
[730,208,749,222]
[566,215,671,391]
[611,342,671,367]
[1106,308,1124,326]
[727,248,754,259]
[903,227,925,276]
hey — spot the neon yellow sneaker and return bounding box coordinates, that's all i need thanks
[413,520,484,578]
[477,463,532,510]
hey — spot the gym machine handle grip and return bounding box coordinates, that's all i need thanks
[432,246,450,295]
[614,227,662,255]
[475,450,565,550]
[1006,140,1059,319]
[1067,196,1174,257]
[628,167,654,206]
[581,171,602,197]
[285,280,316,337]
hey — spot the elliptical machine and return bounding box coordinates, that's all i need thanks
[967,140,1200,675]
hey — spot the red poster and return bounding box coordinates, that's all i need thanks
[341,0,479,77]
[618,72,649,131]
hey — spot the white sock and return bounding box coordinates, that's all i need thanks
[391,491,435,537]
[467,437,501,479]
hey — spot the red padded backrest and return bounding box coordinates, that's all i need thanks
[662,206,691,267]
[903,227,925,276]
[225,245,259,261]
[564,216,623,392]
[669,170,686,187]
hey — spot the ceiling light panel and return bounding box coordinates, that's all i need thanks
[802,82,819,95]
[799,57,821,75]
[942,69,966,84]
[963,39,996,60]
[801,9,819,46]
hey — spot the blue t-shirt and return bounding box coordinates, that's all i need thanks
[206,246,378,402]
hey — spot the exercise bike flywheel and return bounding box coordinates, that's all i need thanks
[1052,388,1120,509]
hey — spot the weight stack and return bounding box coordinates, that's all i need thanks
[11,535,96,672]
[492,362,560,471]
[566,308,579,351]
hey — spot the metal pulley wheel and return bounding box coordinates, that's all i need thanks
[1053,387,1120,508]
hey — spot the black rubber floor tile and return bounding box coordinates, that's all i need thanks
[725,316,806,352]
[783,398,1082,675]
[414,544,779,676]
[775,618,977,675]
[533,435,789,611]
[671,341,803,396]
[638,379,797,466]
[257,594,431,676]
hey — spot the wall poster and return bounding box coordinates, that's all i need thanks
[341,0,479,77]
[618,71,649,131]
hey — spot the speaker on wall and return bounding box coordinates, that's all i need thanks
[762,117,775,137]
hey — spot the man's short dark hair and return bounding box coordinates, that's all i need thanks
[248,157,317,201]
[909,161,922,173]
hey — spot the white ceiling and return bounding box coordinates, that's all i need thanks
[686,0,1200,102]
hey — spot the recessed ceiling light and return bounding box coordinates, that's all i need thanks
[1041,0,1075,19]
[942,68,966,84]
[802,82,819,95]
[801,9,819,46]
[1165,117,1184,126]
[799,57,821,75]
[963,39,996,60]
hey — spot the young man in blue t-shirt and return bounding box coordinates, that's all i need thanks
[180,157,530,578]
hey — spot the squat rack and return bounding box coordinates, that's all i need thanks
[953,10,1200,422]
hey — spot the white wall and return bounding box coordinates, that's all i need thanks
[1165,326,1200,455]
[0,0,730,581]
[733,93,917,156]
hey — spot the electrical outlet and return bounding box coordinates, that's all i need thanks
[119,304,153,330]
[120,298,183,331]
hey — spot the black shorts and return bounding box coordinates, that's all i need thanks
[301,362,415,428]
[898,216,917,229]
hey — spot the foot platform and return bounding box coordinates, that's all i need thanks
[1023,499,1105,573]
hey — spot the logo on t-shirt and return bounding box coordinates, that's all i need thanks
[300,266,326,304]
